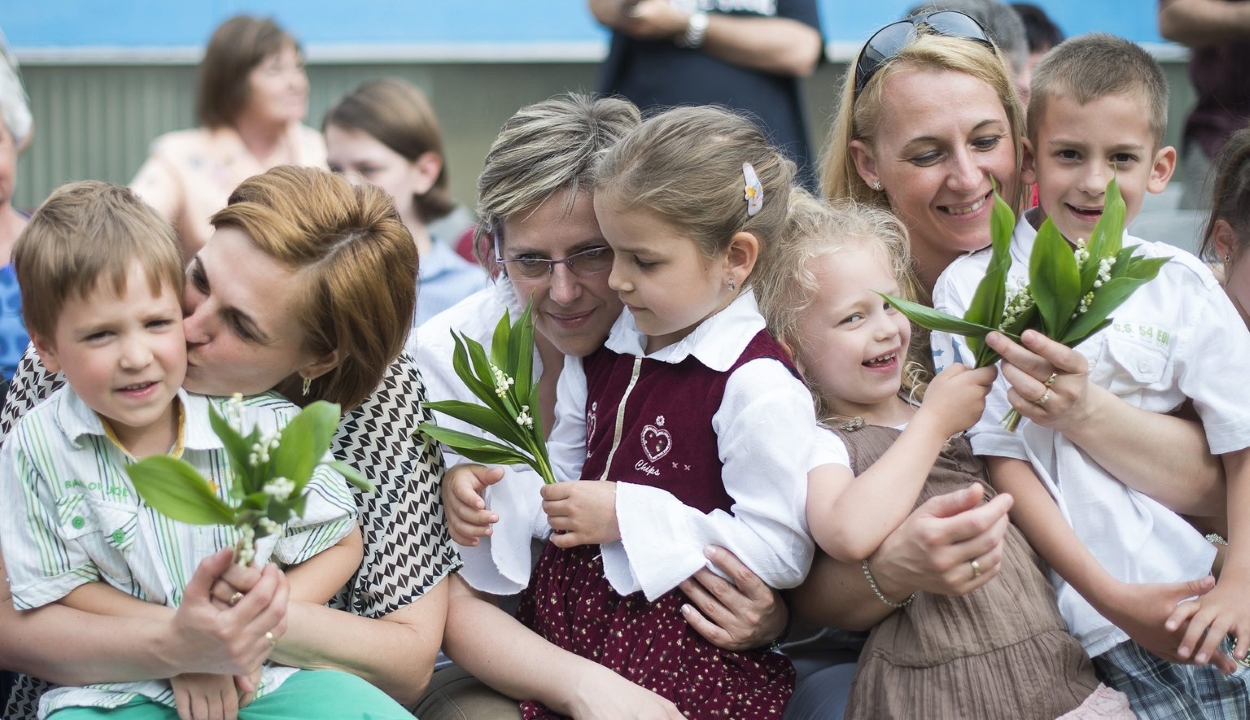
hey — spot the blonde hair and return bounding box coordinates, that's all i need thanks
[594,105,796,278]
[323,78,455,223]
[756,190,928,421]
[211,166,416,410]
[14,181,183,342]
[475,93,641,264]
[1029,33,1169,150]
[822,31,1026,213]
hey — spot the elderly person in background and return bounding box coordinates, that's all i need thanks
[131,15,325,258]
[0,35,31,395]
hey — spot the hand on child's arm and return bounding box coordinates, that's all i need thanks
[542,480,620,548]
[915,364,998,437]
[171,672,239,720]
[441,463,505,546]
[678,545,788,652]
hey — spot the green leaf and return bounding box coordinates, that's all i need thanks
[490,308,511,372]
[269,401,340,494]
[418,423,538,467]
[127,456,236,526]
[1122,255,1170,281]
[423,399,530,448]
[880,293,1006,339]
[1086,177,1126,266]
[450,331,506,416]
[1059,276,1152,344]
[962,185,1016,358]
[511,303,536,404]
[207,403,253,489]
[1029,218,1082,338]
[327,460,374,493]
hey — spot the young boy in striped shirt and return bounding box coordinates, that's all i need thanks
[0,182,410,719]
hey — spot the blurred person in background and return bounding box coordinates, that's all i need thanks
[131,15,325,259]
[324,78,487,328]
[1159,0,1250,209]
[907,0,1031,101]
[0,32,32,402]
[1010,2,1064,72]
[588,0,823,189]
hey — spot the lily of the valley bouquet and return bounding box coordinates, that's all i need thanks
[127,396,372,566]
[883,178,1169,431]
[418,305,557,485]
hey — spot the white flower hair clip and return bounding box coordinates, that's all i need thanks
[743,162,764,217]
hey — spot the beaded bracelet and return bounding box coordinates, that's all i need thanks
[862,559,916,609]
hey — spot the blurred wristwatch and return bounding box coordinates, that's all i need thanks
[678,11,709,49]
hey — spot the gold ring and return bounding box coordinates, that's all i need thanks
[228,591,244,607]
[265,631,276,647]
[1044,372,1058,387]
[1037,388,1053,406]
[971,559,982,579]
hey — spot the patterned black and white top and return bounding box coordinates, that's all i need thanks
[1,347,461,720]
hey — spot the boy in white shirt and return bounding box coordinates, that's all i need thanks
[0,181,411,720]
[932,33,1250,718]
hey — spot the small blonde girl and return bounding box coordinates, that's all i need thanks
[523,106,817,719]
[756,192,1133,719]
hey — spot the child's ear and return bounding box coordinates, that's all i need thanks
[1147,145,1178,194]
[1021,137,1039,186]
[31,334,62,374]
[848,139,880,191]
[1213,218,1239,261]
[410,151,443,197]
[726,231,759,288]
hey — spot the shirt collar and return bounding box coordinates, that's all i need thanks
[57,388,222,455]
[604,290,766,371]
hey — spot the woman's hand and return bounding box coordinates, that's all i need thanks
[986,330,1094,433]
[543,481,621,548]
[167,549,288,682]
[677,545,787,652]
[871,484,1013,598]
[441,463,505,546]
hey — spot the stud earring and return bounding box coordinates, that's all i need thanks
[727,278,736,292]
[871,180,883,192]
[1226,254,1233,265]
[301,375,312,397]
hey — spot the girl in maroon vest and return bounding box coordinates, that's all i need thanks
[755,192,1134,719]
[515,106,817,719]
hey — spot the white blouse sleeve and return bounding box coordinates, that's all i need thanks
[603,359,816,601]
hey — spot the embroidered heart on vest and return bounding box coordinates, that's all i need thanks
[641,424,672,463]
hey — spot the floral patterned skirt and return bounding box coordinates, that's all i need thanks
[516,542,794,719]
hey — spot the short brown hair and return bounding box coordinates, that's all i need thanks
[197,15,299,129]
[756,190,927,418]
[211,166,416,411]
[14,181,183,342]
[594,105,796,279]
[323,78,455,223]
[1028,33,1169,149]
[1201,127,1250,265]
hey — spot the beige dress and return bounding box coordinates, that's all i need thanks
[130,124,326,256]
[840,424,1108,720]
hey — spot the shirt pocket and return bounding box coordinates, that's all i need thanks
[1089,335,1171,400]
[55,495,138,584]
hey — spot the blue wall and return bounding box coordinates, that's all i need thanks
[2,1,1165,51]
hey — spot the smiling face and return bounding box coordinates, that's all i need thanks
[182,226,319,398]
[796,244,911,423]
[34,261,186,454]
[1025,91,1175,245]
[240,44,308,127]
[595,196,738,354]
[851,68,1018,288]
[500,189,622,358]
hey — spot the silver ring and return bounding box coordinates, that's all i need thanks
[971,559,982,579]
[1037,388,1053,406]
[1044,372,1058,387]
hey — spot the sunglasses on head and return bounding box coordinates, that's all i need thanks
[854,11,994,98]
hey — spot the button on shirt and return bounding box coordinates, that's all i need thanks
[931,213,1250,657]
[0,388,357,715]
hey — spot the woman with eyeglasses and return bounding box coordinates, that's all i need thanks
[412,94,792,720]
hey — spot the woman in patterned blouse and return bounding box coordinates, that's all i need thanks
[0,165,460,719]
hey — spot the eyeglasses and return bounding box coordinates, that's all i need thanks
[854,11,994,98]
[493,231,614,280]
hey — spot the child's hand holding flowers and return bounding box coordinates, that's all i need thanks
[913,364,999,439]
